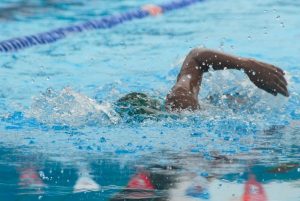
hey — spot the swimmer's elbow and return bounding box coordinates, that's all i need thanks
[188,48,213,59]
[186,48,213,72]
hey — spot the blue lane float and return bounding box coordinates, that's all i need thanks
[0,0,203,53]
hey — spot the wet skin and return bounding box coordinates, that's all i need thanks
[166,48,289,111]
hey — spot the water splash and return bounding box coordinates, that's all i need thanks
[26,87,120,127]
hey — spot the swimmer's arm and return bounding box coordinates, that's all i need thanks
[186,48,289,96]
[166,48,289,111]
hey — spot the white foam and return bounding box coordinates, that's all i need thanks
[26,87,120,126]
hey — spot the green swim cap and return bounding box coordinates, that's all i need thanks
[115,92,162,117]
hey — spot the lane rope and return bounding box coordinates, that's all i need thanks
[0,0,203,53]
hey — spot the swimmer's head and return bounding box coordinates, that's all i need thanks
[115,92,161,117]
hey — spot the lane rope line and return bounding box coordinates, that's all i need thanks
[0,0,203,53]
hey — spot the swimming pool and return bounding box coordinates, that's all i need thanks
[0,0,299,200]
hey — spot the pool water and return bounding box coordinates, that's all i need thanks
[0,0,300,200]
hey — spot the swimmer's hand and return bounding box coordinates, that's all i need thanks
[244,59,289,96]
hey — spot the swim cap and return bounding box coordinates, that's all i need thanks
[115,92,162,117]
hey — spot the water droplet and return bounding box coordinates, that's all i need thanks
[100,137,106,143]
[252,71,256,75]
[276,15,280,19]
[202,62,206,65]
[187,74,192,79]
[39,171,47,180]
[247,36,252,40]
[191,132,202,137]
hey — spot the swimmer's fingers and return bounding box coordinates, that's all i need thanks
[262,81,288,97]
[243,59,289,97]
[275,73,288,85]
[278,84,289,96]
[254,74,288,97]
[272,65,285,75]
[275,75,288,92]
[273,82,289,96]
[273,73,289,96]
[257,62,289,96]
[263,87,277,96]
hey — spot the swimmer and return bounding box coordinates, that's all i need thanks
[117,48,289,116]
[31,48,289,123]
[165,48,289,111]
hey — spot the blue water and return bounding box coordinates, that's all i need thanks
[0,0,300,200]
